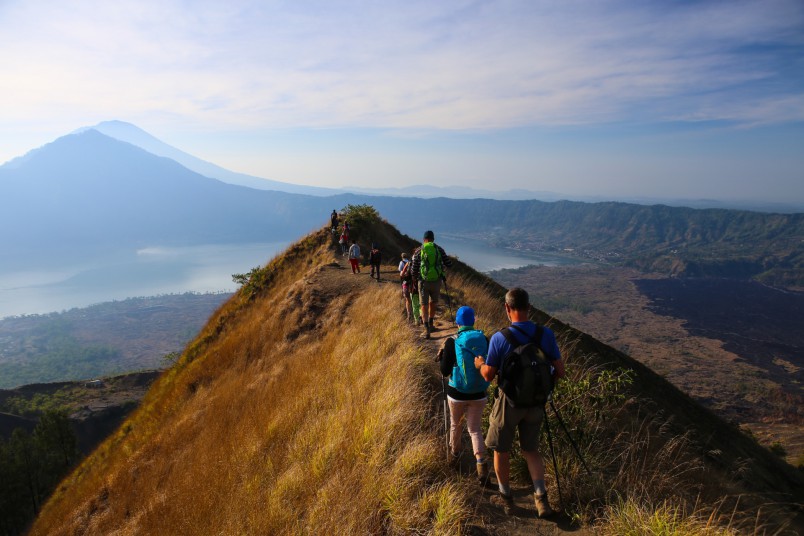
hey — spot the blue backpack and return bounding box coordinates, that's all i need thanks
[449,329,490,394]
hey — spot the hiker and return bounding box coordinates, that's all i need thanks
[411,230,452,339]
[348,240,361,274]
[437,306,490,483]
[410,275,422,325]
[339,232,348,255]
[399,253,413,321]
[475,287,565,518]
[408,248,422,325]
[330,209,339,231]
[369,243,382,281]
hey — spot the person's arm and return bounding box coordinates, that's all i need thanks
[438,245,453,269]
[438,338,456,376]
[476,359,497,382]
[474,333,496,382]
[411,250,421,281]
[552,358,566,380]
[541,328,566,380]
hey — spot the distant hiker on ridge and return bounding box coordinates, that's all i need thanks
[339,231,348,255]
[348,240,361,274]
[330,209,339,231]
[476,287,565,518]
[411,230,452,339]
[369,243,382,282]
[399,253,413,322]
[437,305,490,483]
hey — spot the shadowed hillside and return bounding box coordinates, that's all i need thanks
[29,211,803,535]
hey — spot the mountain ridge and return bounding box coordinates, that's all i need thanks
[2,127,800,287]
[8,121,802,212]
[80,121,342,196]
[28,215,804,534]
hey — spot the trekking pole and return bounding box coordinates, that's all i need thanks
[549,400,592,476]
[441,276,454,325]
[441,376,450,461]
[543,409,564,509]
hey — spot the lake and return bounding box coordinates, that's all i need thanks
[436,236,579,272]
[0,237,578,319]
[0,242,289,319]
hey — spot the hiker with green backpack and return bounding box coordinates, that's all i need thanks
[437,306,491,483]
[410,230,452,339]
[475,287,566,518]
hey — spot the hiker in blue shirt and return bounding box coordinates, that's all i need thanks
[475,287,566,518]
[437,306,490,483]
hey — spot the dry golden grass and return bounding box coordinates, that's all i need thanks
[441,272,803,534]
[30,223,803,535]
[599,497,740,536]
[31,232,471,535]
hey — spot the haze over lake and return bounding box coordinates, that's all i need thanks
[0,237,580,319]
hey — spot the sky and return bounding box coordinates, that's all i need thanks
[1,0,803,203]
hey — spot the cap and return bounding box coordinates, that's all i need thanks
[455,306,475,326]
[423,230,435,241]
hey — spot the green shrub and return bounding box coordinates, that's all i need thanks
[232,266,273,299]
[341,204,380,238]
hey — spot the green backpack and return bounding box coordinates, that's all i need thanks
[419,242,443,282]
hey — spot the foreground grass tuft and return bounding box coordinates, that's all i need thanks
[600,497,739,536]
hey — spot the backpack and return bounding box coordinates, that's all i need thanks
[449,330,490,394]
[419,242,443,282]
[498,325,553,408]
[400,260,413,283]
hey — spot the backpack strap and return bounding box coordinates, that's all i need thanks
[507,324,544,350]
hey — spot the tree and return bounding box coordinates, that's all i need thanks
[35,409,78,471]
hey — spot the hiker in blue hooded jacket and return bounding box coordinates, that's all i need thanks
[437,306,491,483]
[410,230,452,339]
[475,287,566,518]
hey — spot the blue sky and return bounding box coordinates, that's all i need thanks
[1,0,802,202]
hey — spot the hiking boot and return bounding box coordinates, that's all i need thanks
[490,492,514,515]
[534,492,555,518]
[424,323,431,339]
[476,461,489,483]
[449,451,461,469]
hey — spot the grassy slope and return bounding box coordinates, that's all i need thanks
[30,219,803,535]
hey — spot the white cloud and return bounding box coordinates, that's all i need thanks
[0,0,802,133]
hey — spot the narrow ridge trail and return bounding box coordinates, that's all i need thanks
[323,251,592,535]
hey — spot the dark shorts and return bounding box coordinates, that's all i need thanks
[420,279,441,307]
[485,392,545,453]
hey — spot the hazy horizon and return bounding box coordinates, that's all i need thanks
[1,1,803,204]
[0,236,580,319]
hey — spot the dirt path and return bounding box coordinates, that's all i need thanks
[320,252,592,535]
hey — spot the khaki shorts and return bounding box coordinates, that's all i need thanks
[485,392,545,453]
[419,279,441,307]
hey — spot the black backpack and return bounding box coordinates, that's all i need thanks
[498,325,554,408]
